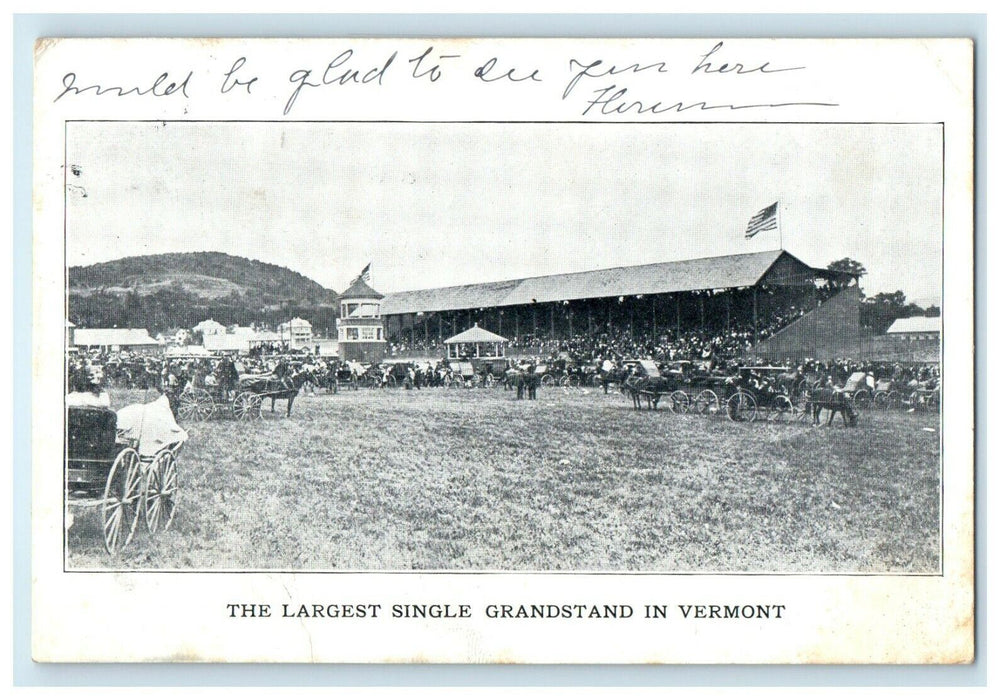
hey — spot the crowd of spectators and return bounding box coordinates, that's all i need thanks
[387,291,830,364]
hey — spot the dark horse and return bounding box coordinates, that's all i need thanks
[807,388,858,427]
[212,358,241,401]
[238,367,312,417]
[623,375,671,410]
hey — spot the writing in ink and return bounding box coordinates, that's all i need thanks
[408,47,460,82]
[692,41,804,75]
[221,57,258,95]
[473,57,542,83]
[580,84,838,117]
[563,58,668,100]
[54,70,192,102]
[285,50,396,115]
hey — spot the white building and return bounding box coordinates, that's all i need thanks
[74,328,162,354]
[886,316,941,341]
[193,319,226,336]
[278,317,313,348]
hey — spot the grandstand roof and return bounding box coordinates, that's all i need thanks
[383,250,814,316]
[887,316,941,334]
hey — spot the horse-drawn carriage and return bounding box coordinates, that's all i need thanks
[174,360,309,421]
[66,395,185,554]
[720,367,797,422]
[658,360,724,416]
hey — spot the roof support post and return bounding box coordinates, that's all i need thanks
[651,296,656,342]
[676,294,681,339]
[726,290,731,333]
[550,303,555,340]
[753,286,758,341]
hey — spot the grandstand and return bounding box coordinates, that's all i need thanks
[381,249,860,361]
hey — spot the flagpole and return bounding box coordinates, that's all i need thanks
[778,202,784,251]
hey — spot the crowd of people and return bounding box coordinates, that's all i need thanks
[386,290,835,364]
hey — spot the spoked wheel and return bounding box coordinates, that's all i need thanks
[540,374,555,387]
[670,390,691,414]
[693,389,719,415]
[179,388,215,421]
[232,391,263,420]
[144,450,178,534]
[853,389,872,411]
[873,391,889,411]
[101,448,143,554]
[726,391,759,422]
[771,394,794,420]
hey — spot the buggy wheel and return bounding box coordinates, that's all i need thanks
[886,390,903,411]
[176,389,197,421]
[484,375,496,388]
[693,389,719,415]
[101,448,142,554]
[853,389,871,411]
[772,394,794,418]
[670,390,691,414]
[144,450,178,534]
[179,388,214,421]
[591,374,603,387]
[232,391,262,420]
[873,391,889,411]
[540,374,555,387]
[726,391,759,422]
[909,390,922,412]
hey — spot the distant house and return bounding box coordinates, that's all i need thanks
[74,328,162,354]
[193,319,226,336]
[201,326,281,354]
[887,316,940,341]
[278,317,313,348]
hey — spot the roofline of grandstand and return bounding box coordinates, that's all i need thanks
[414,248,791,291]
[382,249,846,317]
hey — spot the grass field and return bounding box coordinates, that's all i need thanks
[66,385,941,573]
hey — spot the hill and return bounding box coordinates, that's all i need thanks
[69,252,340,334]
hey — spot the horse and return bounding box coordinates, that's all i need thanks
[807,388,858,427]
[212,358,241,401]
[623,375,667,410]
[238,367,313,417]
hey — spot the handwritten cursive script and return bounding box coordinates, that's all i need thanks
[54,71,192,102]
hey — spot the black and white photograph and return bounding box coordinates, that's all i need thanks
[62,120,944,573]
[32,37,974,664]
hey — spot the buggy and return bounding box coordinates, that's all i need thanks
[66,395,186,554]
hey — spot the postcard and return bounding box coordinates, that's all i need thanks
[32,37,973,663]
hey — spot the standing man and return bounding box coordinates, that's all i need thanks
[525,364,538,400]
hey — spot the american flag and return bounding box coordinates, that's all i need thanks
[357,263,371,283]
[745,202,779,239]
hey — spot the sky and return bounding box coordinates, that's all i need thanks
[65,121,943,302]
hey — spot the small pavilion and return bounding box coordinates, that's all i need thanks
[442,324,508,361]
